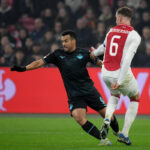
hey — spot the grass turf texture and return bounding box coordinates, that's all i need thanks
[0,116,150,150]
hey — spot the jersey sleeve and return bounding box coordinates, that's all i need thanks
[94,44,105,56]
[94,33,108,56]
[43,51,57,65]
[118,31,141,85]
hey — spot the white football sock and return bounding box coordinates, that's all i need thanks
[122,101,139,137]
[105,96,119,123]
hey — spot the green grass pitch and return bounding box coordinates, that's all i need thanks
[0,115,150,150]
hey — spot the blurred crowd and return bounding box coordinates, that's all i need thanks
[0,0,150,67]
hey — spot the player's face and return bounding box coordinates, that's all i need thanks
[61,35,76,52]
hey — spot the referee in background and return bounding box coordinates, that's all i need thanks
[11,30,119,146]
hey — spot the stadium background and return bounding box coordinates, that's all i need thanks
[0,0,150,114]
[0,0,150,150]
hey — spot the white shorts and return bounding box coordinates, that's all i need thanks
[102,72,139,98]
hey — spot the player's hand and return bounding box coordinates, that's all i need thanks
[11,65,26,72]
[90,46,96,60]
[111,82,120,90]
[96,60,103,67]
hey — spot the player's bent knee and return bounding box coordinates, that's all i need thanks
[130,93,140,102]
[74,116,87,126]
[72,113,86,125]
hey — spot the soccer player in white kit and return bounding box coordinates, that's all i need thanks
[90,7,141,145]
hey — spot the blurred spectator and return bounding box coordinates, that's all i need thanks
[42,8,54,29]
[137,0,149,20]
[113,0,126,12]
[25,42,42,63]
[130,7,139,27]
[116,0,126,8]
[2,44,14,65]
[13,0,45,18]
[44,42,60,67]
[57,1,66,10]
[24,37,33,55]
[1,36,10,48]
[56,7,73,29]
[18,15,35,32]
[40,30,55,55]
[127,0,141,9]
[26,53,42,64]
[84,8,96,31]
[144,42,150,66]
[0,35,15,55]
[0,36,9,54]
[18,28,28,48]
[0,24,16,45]
[98,5,115,27]
[32,42,42,55]
[75,17,96,47]
[133,42,150,67]
[0,0,15,26]
[50,42,60,53]
[30,18,46,42]
[74,0,90,20]
[0,56,7,66]
[93,0,109,16]
[54,21,63,42]
[143,26,150,40]
[10,49,26,66]
[136,11,150,34]
[138,26,150,54]
[143,42,150,66]
[65,0,82,13]
[94,21,106,43]
[56,0,72,15]
[32,54,43,61]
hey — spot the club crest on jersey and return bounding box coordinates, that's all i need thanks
[69,104,73,110]
[60,56,65,59]
[77,54,83,59]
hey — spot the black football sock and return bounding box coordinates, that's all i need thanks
[110,115,119,133]
[82,120,101,140]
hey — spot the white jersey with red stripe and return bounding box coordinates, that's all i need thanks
[94,24,141,85]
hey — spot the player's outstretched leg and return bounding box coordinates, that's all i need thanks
[110,115,120,136]
[100,118,110,139]
[72,108,112,146]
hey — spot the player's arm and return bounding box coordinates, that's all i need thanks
[94,44,105,56]
[11,59,45,72]
[26,59,45,70]
[117,33,141,85]
[11,50,57,72]
[88,52,103,67]
[90,44,105,60]
[90,34,107,60]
